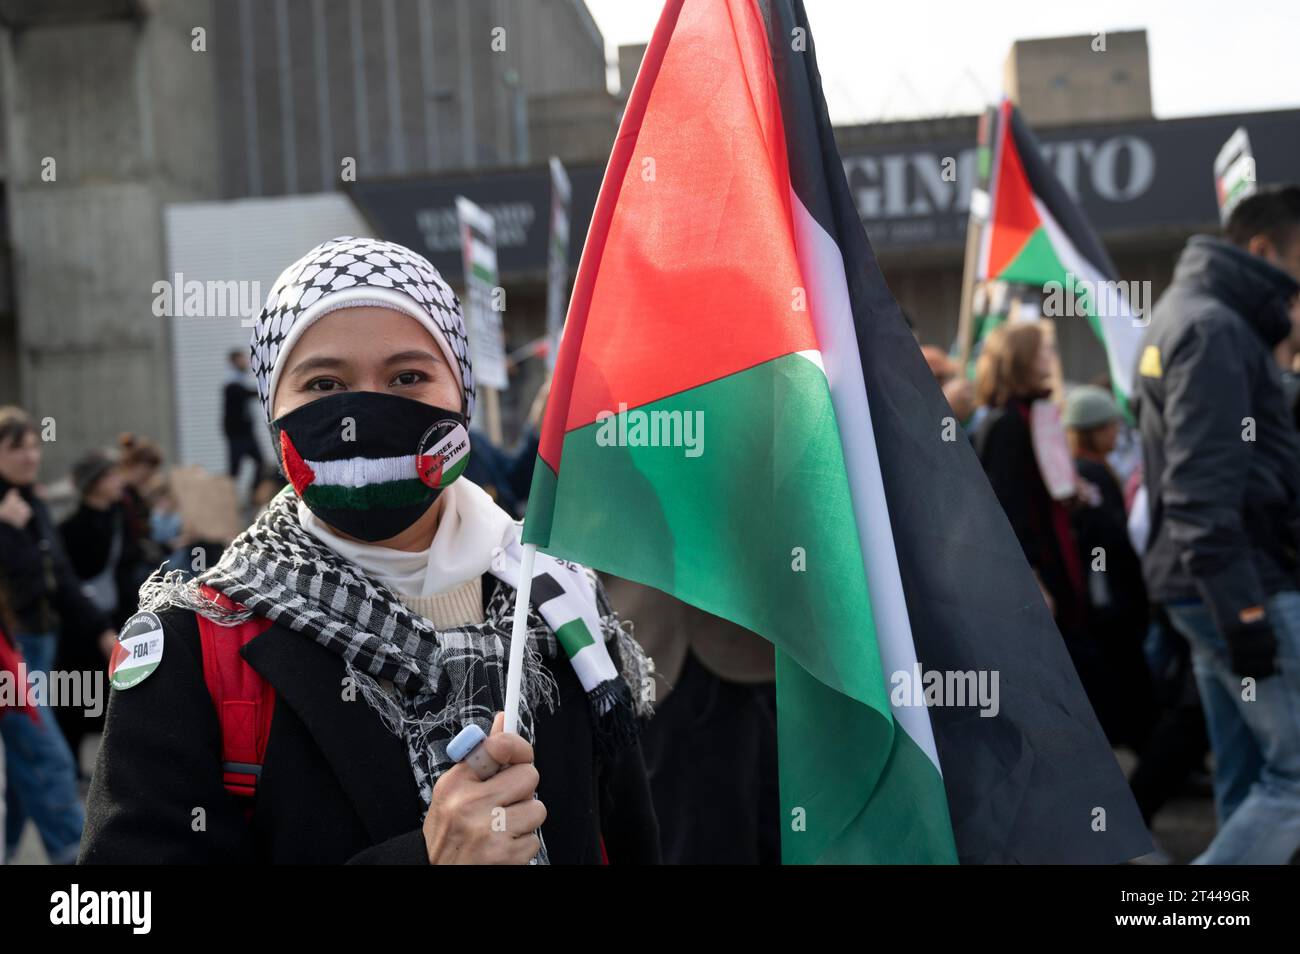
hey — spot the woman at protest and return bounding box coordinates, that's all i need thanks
[59,449,131,623]
[974,323,1088,635]
[57,448,131,766]
[114,433,166,601]
[81,236,659,864]
[0,406,114,863]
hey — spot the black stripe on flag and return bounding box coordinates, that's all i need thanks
[529,572,566,608]
[1007,104,1119,280]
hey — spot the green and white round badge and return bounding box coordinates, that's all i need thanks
[109,611,165,690]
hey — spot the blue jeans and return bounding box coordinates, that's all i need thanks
[1166,592,1300,864]
[1,632,85,863]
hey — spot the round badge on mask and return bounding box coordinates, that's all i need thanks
[416,419,471,491]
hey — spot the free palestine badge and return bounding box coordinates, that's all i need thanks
[416,420,471,490]
[109,611,165,690]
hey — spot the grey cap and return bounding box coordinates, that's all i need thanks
[1064,385,1122,430]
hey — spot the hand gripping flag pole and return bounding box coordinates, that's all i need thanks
[446,541,537,777]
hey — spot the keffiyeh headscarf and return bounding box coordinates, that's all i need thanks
[249,235,476,424]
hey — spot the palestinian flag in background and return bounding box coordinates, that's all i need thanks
[525,0,1149,864]
[979,99,1143,404]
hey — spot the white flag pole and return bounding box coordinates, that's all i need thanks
[503,542,538,734]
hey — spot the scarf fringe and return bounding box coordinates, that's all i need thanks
[138,567,250,625]
[604,615,656,718]
[137,489,643,867]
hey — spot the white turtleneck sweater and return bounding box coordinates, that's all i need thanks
[298,479,516,629]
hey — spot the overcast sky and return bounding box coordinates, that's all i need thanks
[585,0,1299,123]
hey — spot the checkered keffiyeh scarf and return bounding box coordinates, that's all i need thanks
[139,490,653,855]
[249,235,476,425]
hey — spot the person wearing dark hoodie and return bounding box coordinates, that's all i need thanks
[223,348,264,483]
[1134,184,1300,864]
[81,237,658,865]
[0,406,116,863]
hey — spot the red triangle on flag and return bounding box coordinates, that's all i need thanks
[985,100,1043,280]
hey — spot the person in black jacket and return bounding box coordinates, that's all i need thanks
[0,407,116,863]
[223,349,263,482]
[81,236,660,865]
[57,449,131,768]
[1133,185,1300,864]
[59,449,130,622]
[1064,385,1156,750]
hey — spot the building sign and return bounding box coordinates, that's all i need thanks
[348,108,1300,272]
[842,108,1300,248]
[349,163,603,285]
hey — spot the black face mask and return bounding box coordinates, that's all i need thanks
[271,391,471,542]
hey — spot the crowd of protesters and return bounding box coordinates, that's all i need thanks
[952,184,1300,864]
[3,188,1299,866]
[0,405,272,862]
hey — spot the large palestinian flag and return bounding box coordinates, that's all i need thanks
[525,0,1149,864]
[979,99,1143,404]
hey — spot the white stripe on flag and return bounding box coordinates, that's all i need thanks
[570,642,619,688]
[790,189,943,775]
[305,453,417,488]
[1034,196,1143,401]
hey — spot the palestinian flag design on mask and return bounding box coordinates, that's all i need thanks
[280,419,470,511]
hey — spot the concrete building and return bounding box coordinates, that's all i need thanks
[0,0,615,477]
[1004,29,1153,127]
[0,0,219,476]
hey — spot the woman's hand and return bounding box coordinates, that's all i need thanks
[422,712,546,864]
[0,488,32,529]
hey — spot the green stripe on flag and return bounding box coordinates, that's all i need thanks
[303,478,433,510]
[528,353,956,862]
[995,227,1061,286]
[554,619,595,658]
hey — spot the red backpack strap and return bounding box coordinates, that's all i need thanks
[196,586,275,801]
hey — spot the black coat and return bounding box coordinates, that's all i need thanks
[1071,457,1156,749]
[79,590,661,865]
[0,479,110,641]
[1072,457,1148,632]
[223,378,259,438]
[974,398,1086,636]
[1134,236,1300,635]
